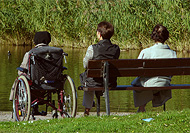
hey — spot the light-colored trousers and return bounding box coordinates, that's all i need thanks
[82,91,95,109]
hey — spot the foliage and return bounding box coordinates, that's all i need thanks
[0,0,190,50]
[0,109,190,132]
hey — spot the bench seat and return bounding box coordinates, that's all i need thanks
[79,84,190,91]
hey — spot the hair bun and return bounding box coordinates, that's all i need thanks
[151,24,169,43]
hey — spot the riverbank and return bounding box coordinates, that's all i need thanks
[0,111,134,122]
[1,0,190,51]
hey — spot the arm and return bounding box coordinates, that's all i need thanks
[18,52,29,75]
[115,46,120,59]
[83,45,93,69]
[138,50,145,59]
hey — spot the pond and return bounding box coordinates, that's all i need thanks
[0,45,190,113]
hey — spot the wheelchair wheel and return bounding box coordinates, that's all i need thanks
[60,75,77,118]
[13,75,31,121]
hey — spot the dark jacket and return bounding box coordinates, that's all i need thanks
[80,39,120,88]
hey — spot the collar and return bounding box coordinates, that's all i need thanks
[153,42,169,49]
[35,43,48,48]
[98,39,112,45]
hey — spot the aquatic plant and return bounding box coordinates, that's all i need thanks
[0,0,189,51]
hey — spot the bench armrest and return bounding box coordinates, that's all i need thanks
[17,67,28,73]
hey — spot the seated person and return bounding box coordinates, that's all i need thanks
[80,21,120,115]
[9,31,53,114]
[131,24,177,112]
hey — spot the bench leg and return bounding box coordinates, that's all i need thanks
[96,95,100,116]
[105,88,110,115]
[103,61,110,116]
[163,103,166,111]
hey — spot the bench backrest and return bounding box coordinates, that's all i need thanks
[87,58,190,77]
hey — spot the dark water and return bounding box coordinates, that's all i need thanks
[0,45,190,113]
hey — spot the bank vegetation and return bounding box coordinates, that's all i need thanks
[0,0,190,51]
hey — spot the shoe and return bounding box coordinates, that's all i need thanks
[84,108,90,116]
[137,104,146,113]
[41,111,47,116]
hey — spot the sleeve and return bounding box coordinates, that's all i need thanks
[137,50,145,59]
[115,46,120,59]
[173,51,177,58]
[83,45,93,69]
[18,52,29,75]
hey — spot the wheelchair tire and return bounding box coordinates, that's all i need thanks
[61,75,77,118]
[13,75,31,121]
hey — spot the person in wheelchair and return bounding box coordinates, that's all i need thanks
[9,31,53,115]
[10,31,77,121]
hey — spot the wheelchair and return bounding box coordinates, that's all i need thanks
[12,46,77,121]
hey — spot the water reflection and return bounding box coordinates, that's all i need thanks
[0,45,190,113]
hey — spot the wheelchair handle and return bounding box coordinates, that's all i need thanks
[63,52,68,56]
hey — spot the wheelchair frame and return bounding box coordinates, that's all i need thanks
[12,52,77,121]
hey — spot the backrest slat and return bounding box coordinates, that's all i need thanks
[87,58,190,77]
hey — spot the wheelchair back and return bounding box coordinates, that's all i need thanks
[29,46,63,90]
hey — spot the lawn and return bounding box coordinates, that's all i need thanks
[0,109,189,132]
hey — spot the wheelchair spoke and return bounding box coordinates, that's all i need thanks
[13,75,31,121]
[59,75,77,118]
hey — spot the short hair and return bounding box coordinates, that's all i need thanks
[34,31,51,45]
[97,21,114,39]
[151,24,169,43]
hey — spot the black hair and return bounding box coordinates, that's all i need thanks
[33,31,51,45]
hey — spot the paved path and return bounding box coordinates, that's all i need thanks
[0,111,134,122]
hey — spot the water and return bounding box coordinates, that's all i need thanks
[0,45,190,113]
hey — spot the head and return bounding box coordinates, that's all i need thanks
[96,21,114,40]
[33,31,51,45]
[151,24,169,43]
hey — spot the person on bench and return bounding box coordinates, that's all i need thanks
[80,21,120,116]
[131,24,177,112]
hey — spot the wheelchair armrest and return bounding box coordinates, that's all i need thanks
[63,66,67,70]
[17,67,28,73]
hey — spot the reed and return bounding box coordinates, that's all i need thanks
[0,0,189,51]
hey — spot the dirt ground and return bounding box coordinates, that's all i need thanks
[0,111,134,122]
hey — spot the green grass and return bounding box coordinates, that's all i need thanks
[0,0,190,51]
[0,109,190,132]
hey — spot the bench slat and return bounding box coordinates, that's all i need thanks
[88,67,190,77]
[81,84,190,91]
[108,59,190,68]
[87,58,190,69]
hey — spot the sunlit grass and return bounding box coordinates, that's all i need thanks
[0,109,190,132]
[0,0,189,51]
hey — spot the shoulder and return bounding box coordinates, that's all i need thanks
[87,45,93,51]
[112,44,120,49]
[113,44,120,53]
[140,47,152,54]
[138,47,152,59]
[92,43,99,48]
[24,51,30,57]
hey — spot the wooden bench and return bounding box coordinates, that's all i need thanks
[78,58,190,116]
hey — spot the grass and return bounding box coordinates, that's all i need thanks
[0,109,190,132]
[0,0,190,51]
